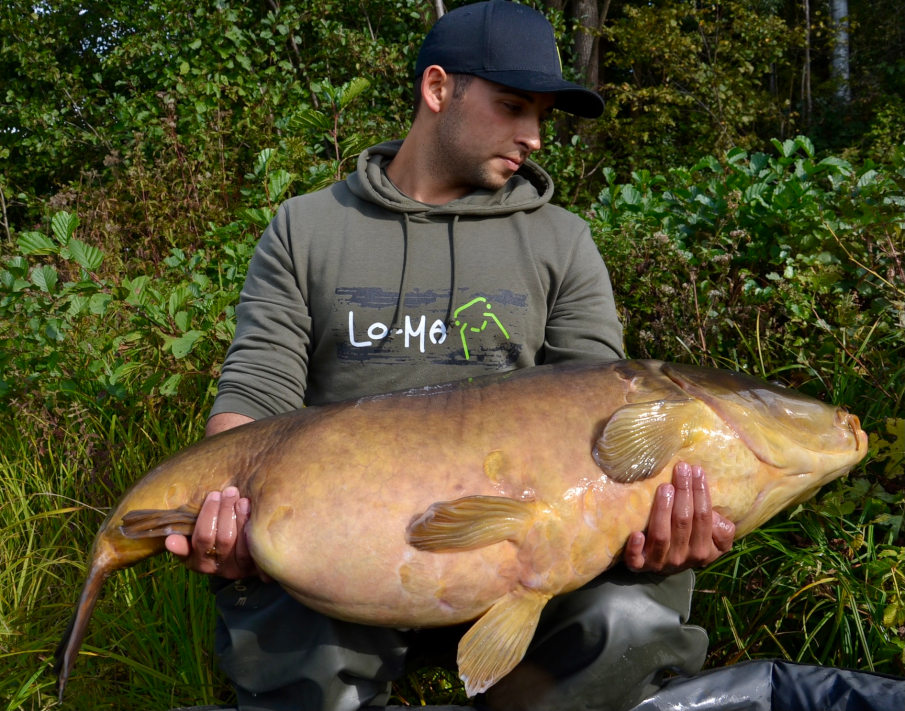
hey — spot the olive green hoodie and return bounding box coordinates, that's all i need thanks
[211,140,623,418]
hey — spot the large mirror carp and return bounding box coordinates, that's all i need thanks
[55,359,867,699]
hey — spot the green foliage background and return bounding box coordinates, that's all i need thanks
[1,0,903,708]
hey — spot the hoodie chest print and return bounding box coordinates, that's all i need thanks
[338,287,524,360]
[348,310,449,352]
[452,297,510,360]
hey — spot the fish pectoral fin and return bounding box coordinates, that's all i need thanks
[594,399,704,483]
[457,589,551,697]
[119,505,200,539]
[406,495,537,552]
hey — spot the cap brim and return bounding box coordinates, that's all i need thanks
[552,88,605,119]
[467,69,604,119]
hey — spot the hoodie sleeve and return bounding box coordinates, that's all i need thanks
[541,222,625,363]
[209,202,312,420]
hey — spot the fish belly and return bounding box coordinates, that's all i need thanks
[230,363,658,627]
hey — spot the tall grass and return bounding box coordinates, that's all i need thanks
[696,504,905,673]
[0,398,231,710]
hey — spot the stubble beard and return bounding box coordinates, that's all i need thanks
[433,101,509,194]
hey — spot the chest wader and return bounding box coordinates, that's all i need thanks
[200,568,705,711]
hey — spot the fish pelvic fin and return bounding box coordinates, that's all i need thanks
[457,589,551,697]
[406,495,538,552]
[594,399,704,483]
[119,504,200,539]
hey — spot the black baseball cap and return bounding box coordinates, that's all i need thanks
[415,0,604,119]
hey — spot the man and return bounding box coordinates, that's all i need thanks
[166,2,734,710]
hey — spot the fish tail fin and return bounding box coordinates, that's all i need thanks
[54,517,175,701]
[54,547,114,702]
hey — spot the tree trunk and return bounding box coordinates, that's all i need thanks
[572,0,600,87]
[543,0,611,89]
[802,0,812,126]
[830,0,852,102]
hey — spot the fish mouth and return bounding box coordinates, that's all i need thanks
[843,413,865,452]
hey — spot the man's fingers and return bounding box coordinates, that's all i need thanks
[623,532,647,572]
[231,497,272,581]
[713,512,736,554]
[669,462,694,564]
[165,488,263,579]
[190,491,223,574]
[232,496,259,576]
[686,465,717,566]
[164,492,220,563]
[626,462,734,574]
[215,487,240,554]
[202,488,262,580]
[164,533,190,558]
[192,491,221,550]
[642,482,675,568]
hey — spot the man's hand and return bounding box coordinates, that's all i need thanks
[167,413,267,579]
[164,487,267,580]
[624,462,735,575]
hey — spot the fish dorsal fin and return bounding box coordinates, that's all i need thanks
[406,495,537,552]
[457,589,552,697]
[119,505,199,539]
[593,399,701,483]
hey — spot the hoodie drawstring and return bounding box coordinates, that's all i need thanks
[389,213,411,333]
[391,214,460,337]
[445,214,460,328]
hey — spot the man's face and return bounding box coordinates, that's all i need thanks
[431,77,555,195]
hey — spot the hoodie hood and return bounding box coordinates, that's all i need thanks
[346,140,554,217]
